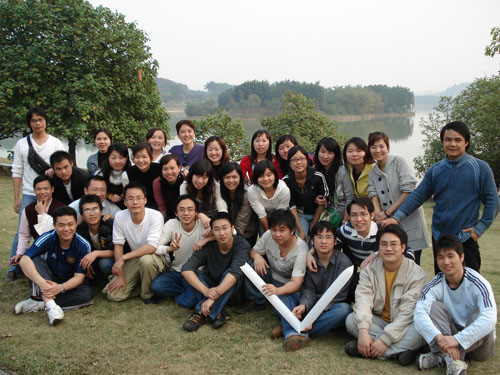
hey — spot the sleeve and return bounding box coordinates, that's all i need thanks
[353,267,376,331]
[272,156,283,179]
[276,181,291,210]
[146,211,164,248]
[414,276,445,344]
[474,162,499,236]
[11,139,25,178]
[393,167,434,223]
[226,237,251,280]
[234,193,253,236]
[179,181,188,195]
[214,183,228,212]
[335,167,355,216]
[33,214,54,238]
[155,220,174,255]
[239,156,252,182]
[367,169,378,199]
[396,156,417,193]
[181,247,208,272]
[291,244,307,278]
[315,171,329,198]
[16,209,31,255]
[283,176,296,209]
[299,271,318,312]
[24,232,52,258]
[247,185,267,219]
[153,177,166,213]
[121,171,129,187]
[112,213,126,245]
[74,238,91,274]
[252,230,270,255]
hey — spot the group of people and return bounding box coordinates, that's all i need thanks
[7,106,499,374]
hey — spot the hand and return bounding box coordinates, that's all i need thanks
[102,214,112,221]
[109,194,122,203]
[10,254,22,266]
[192,239,206,251]
[381,218,398,228]
[297,229,306,241]
[370,338,388,358]
[374,211,387,222]
[41,280,62,299]
[205,287,220,300]
[44,168,54,178]
[315,195,327,206]
[463,227,480,241]
[86,265,96,280]
[14,199,21,214]
[35,199,48,215]
[111,257,125,276]
[202,227,213,238]
[292,304,306,319]
[360,252,377,270]
[107,275,126,295]
[306,251,318,273]
[201,298,214,316]
[181,168,189,179]
[80,251,98,270]
[445,347,461,361]
[170,233,182,251]
[357,330,372,358]
[436,334,460,352]
[261,283,279,296]
[197,213,211,229]
[253,255,269,276]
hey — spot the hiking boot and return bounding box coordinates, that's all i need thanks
[234,301,266,314]
[446,360,467,375]
[182,312,205,332]
[212,310,230,329]
[398,349,418,366]
[46,304,64,326]
[345,340,363,358]
[416,352,444,370]
[13,298,44,314]
[283,335,310,352]
[271,325,283,339]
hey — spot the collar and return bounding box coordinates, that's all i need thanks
[349,221,378,239]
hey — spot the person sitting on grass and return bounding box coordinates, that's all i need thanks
[285,221,353,352]
[344,224,427,366]
[13,206,94,326]
[414,234,496,375]
[180,212,250,332]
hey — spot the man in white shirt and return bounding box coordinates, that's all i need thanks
[7,107,65,282]
[69,176,120,221]
[102,182,164,303]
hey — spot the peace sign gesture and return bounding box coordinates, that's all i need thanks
[170,232,182,251]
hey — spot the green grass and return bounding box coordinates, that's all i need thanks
[0,172,498,375]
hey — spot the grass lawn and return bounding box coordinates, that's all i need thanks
[0,171,498,375]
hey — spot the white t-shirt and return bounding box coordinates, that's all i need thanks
[247,179,290,219]
[253,230,308,284]
[112,208,163,250]
[155,218,205,272]
[11,135,65,195]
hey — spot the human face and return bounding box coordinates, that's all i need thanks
[95,132,111,153]
[378,232,405,264]
[54,215,77,244]
[318,145,335,168]
[278,139,295,161]
[85,180,107,202]
[436,248,464,279]
[253,134,270,157]
[108,150,127,172]
[289,151,308,174]
[178,124,195,146]
[349,204,374,236]
[81,202,102,226]
[192,173,209,190]
[345,143,366,167]
[270,224,295,246]
[212,218,234,246]
[34,180,53,202]
[175,198,197,225]
[162,159,181,183]
[312,228,336,255]
[133,149,152,172]
[148,130,166,152]
[442,129,468,160]
[257,168,275,191]
[124,187,146,213]
[53,159,73,183]
[206,140,223,165]
[29,113,47,134]
[222,170,240,193]
[370,139,389,163]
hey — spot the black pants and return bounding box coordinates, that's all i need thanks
[432,237,480,274]
[30,256,94,308]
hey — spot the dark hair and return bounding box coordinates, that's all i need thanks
[347,197,374,215]
[275,135,298,175]
[367,132,390,160]
[175,120,196,134]
[146,127,167,143]
[250,130,273,162]
[102,143,131,179]
[85,175,106,189]
[123,181,147,198]
[94,128,112,142]
[79,194,103,215]
[33,174,52,189]
[50,151,72,167]
[159,154,180,168]
[435,233,464,256]
[314,137,343,194]
[251,160,279,188]
[186,159,216,211]
[310,221,337,238]
[287,146,308,173]
[26,106,47,131]
[132,141,153,160]
[210,211,234,228]
[343,137,373,165]
[219,162,245,211]
[204,136,230,166]
[376,224,408,248]
[268,209,296,231]
[175,194,199,213]
[440,121,470,151]
[52,206,77,223]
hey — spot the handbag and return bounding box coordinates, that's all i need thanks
[319,206,342,229]
[26,136,51,175]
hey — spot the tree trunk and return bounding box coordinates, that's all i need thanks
[68,138,77,164]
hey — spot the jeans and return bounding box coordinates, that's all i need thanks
[98,258,114,278]
[298,212,315,245]
[9,194,37,272]
[151,270,199,309]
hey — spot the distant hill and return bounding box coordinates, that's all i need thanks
[155,78,207,104]
[415,82,470,107]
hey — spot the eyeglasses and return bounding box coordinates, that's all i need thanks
[177,207,195,213]
[379,241,402,249]
[83,207,101,214]
[30,118,45,124]
[125,197,145,203]
[290,157,307,164]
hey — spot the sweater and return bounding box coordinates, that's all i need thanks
[283,166,329,215]
[239,154,283,183]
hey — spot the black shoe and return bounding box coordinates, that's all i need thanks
[182,312,205,332]
[397,350,418,366]
[233,301,266,314]
[212,310,230,329]
[143,297,158,305]
[4,271,17,283]
[345,341,363,358]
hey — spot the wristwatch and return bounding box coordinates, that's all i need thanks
[60,283,66,293]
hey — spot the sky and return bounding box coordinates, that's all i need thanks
[87,0,500,94]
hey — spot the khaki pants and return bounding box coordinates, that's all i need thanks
[102,254,167,301]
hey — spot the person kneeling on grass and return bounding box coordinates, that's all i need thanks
[414,234,496,375]
[344,224,427,366]
[14,206,94,325]
[287,221,353,351]
[181,212,250,331]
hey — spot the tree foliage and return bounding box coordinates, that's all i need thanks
[261,91,345,154]
[0,0,168,158]
[485,27,500,59]
[194,109,249,161]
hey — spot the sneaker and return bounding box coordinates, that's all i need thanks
[182,312,205,332]
[345,340,363,358]
[446,360,467,375]
[398,350,418,366]
[283,335,310,352]
[271,325,283,339]
[212,310,230,329]
[13,298,44,314]
[416,352,444,370]
[233,301,266,314]
[46,304,64,325]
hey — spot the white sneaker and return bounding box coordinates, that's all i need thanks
[46,304,64,325]
[13,298,45,315]
[446,360,468,375]
[416,352,444,370]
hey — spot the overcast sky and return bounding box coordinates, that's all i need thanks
[88,0,500,94]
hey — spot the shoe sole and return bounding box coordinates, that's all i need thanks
[283,337,310,352]
[49,318,63,326]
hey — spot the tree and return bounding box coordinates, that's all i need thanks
[260,91,345,153]
[194,109,249,161]
[0,0,168,159]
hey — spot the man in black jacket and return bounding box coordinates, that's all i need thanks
[50,151,89,205]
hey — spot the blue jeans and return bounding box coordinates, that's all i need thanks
[298,212,315,245]
[98,258,114,278]
[9,194,37,272]
[150,270,199,309]
[282,302,352,339]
